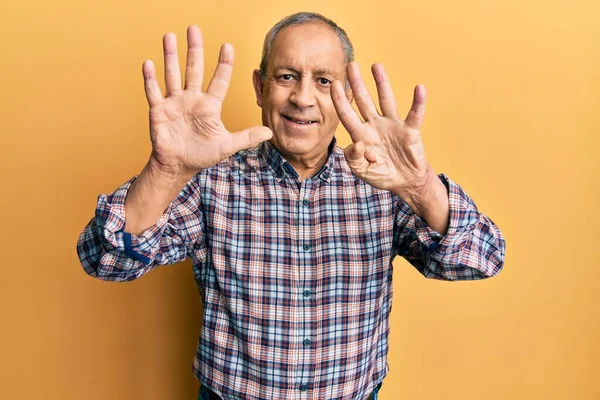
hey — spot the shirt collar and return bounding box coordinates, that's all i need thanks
[260,138,337,183]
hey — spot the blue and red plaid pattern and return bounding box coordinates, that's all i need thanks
[77,139,505,400]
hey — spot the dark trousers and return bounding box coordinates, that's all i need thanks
[198,382,383,400]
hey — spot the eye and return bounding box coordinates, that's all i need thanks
[317,78,332,86]
[278,74,295,81]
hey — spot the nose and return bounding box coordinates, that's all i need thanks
[289,77,316,108]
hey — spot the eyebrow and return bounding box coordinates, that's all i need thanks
[274,65,339,77]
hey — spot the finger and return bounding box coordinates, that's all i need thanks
[363,145,380,164]
[404,84,427,129]
[348,62,379,121]
[331,80,365,142]
[224,126,273,156]
[371,64,397,118]
[163,32,182,96]
[184,25,204,90]
[142,60,164,107]
[343,141,366,163]
[206,43,234,102]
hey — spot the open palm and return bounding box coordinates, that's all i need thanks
[143,25,272,177]
[331,62,431,197]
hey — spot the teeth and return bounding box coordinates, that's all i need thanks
[285,116,313,124]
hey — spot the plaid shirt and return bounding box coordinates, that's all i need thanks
[77,139,505,400]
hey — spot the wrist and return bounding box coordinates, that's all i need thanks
[393,167,441,216]
[145,156,198,190]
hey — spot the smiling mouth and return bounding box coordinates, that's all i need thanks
[282,115,318,124]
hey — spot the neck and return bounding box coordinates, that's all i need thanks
[286,150,330,181]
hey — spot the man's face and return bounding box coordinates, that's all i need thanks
[253,22,351,161]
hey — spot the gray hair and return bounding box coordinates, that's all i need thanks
[259,12,354,82]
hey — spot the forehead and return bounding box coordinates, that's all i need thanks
[267,22,346,74]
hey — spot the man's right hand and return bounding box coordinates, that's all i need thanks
[123,26,271,236]
[142,25,272,180]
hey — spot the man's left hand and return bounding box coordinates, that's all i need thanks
[331,62,442,217]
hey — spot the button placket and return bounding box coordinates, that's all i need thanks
[297,180,315,393]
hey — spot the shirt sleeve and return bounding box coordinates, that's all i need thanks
[392,174,506,280]
[76,174,207,282]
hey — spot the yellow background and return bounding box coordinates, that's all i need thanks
[1,0,598,399]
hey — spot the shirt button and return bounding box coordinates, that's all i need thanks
[303,289,311,298]
[300,384,309,392]
[303,244,311,251]
[303,338,312,347]
[427,242,438,252]
[302,199,309,206]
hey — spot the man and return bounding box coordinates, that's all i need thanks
[77,12,505,400]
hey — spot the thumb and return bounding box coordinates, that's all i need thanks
[225,126,273,155]
[344,141,366,164]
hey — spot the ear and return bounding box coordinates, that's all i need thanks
[252,69,264,107]
[345,84,354,104]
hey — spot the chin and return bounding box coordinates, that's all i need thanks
[272,137,314,156]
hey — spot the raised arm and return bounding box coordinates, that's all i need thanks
[331,62,505,280]
[77,25,272,281]
[127,25,272,235]
[331,62,448,234]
